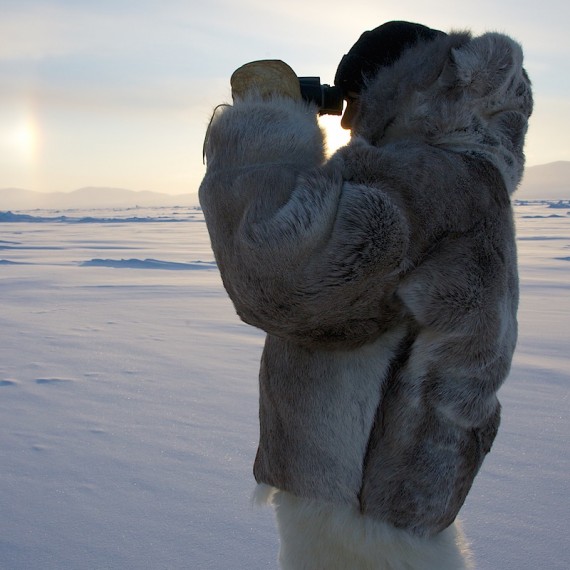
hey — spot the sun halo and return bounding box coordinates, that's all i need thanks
[14,117,40,161]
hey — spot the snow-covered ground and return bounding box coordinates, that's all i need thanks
[1,201,568,569]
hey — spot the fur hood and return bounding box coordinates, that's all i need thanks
[353,32,533,193]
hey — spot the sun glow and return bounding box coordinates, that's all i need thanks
[319,114,351,156]
[0,106,43,190]
[0,111,41,164]
[14,117,39,161]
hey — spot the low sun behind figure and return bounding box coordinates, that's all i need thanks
[319,113,351,156]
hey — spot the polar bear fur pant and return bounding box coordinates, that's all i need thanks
[255,486,474,570]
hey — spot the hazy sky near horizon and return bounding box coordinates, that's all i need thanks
[1,0,569,195]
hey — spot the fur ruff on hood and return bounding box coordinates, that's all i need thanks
[353,31,532,193]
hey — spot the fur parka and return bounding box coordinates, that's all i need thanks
[199,31,533,537]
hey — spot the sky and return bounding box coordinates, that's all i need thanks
[0,0,569,196]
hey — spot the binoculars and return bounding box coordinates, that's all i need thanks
[298,77,344,116]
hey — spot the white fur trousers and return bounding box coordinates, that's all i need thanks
[254,485,474,570]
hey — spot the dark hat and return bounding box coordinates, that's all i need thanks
[334,21,446,94]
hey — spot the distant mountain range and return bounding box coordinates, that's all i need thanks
[516,161,570,200]
[0,186,199,210]
[1,162,568,210]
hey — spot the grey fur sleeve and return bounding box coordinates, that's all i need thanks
[200,96,410,347]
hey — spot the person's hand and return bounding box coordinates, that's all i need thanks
[230,60,301,101]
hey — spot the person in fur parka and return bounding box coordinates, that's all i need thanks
[199,21,533,570]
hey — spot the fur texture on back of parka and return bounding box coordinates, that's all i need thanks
[352,31,532,192]
[199,30,533,537]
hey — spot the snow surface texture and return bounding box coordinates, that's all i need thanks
[0,202,568,569]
